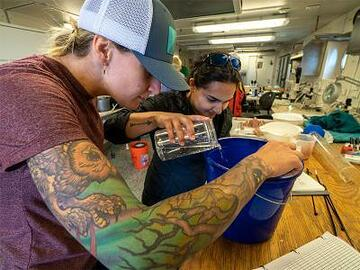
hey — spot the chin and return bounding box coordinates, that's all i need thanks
[117,99,140,110]
[128,101,141,110]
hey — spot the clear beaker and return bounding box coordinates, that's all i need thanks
[154,121,219,161]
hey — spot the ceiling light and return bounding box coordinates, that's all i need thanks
[193,17,289,33]
[278,8,290,14]
[305,4,320,11]
[236,52,261,56]
[235,46,278,51]
[236,50,275,54]
[187,44,234,50]
[209,35,275,45]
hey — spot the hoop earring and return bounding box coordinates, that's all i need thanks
[103,66,107,75]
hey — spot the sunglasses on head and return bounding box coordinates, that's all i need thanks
[204,53,241,71]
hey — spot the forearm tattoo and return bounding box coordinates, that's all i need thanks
[28,140,271,269]
[129,120,152,127]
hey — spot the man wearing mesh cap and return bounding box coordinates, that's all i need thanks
[0,0,303,269]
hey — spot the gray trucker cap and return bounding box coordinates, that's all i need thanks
[79,0,189,91]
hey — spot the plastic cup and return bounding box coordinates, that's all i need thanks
[295,134,316,159]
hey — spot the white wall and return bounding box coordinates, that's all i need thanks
[0,23,47,63]
[299,41,356,107]
[177,50,277,87]
[304,6,359,46]
[338,54,360,110]
[321,41,348,79]
[233,53,276,86]
[300,5,360,111]
[274,46,293,88]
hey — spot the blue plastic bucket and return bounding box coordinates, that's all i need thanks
[205,137,302,243]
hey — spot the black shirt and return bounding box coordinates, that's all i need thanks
[104,91,232,205]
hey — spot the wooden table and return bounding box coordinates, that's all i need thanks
[181,144,360,270]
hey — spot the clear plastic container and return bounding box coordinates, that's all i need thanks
[295,134,316,160]
[312,133,360,183]
[154,121,220,161]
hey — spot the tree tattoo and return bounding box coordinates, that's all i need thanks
[28,140,271,269]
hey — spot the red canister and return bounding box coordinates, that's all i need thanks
[129,141,149,170]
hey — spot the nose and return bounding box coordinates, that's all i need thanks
[148,77,161,95]
[214,103,223,114]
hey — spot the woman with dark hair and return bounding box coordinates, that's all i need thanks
[105,52,242,205]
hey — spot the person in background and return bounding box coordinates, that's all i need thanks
[0,0,303,269]
[229,80,246,117]
[172,54,183,74]
[105,52,241,205]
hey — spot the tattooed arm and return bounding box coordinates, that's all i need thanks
[108,94,208,143]
[125,112,208,144]
[28,139,302,269]
[125,111,162,138]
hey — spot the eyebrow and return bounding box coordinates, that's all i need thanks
[207,94,232,103]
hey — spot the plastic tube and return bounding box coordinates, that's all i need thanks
[312,133,360,183]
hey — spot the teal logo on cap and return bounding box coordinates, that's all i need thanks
[167,26,176,55]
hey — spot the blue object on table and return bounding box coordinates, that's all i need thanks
[309,111,360,133]
[205,137,302,243]
[303,124,325,137]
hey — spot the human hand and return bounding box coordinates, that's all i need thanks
[153,112,209,145]
[243,117,264,128]
[243,118,264,136]
[251,140,304,178]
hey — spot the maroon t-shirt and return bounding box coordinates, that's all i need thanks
[0,56,104,269]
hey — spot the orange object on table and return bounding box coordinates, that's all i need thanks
[129,141,149,170]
